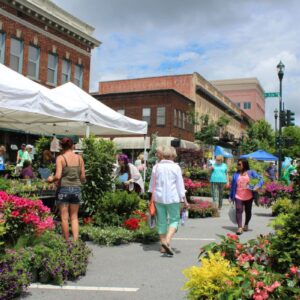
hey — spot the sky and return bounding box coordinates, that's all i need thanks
[53,0,300,127]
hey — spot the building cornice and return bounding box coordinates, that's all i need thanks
[0,6,92,56]
[2,0,101,47]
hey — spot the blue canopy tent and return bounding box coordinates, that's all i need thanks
[214,145,233,158]
[240,150,278,161]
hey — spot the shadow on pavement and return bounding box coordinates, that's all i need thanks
[140,242,160,252]
[222,225,237,233]
[254,212,273,217]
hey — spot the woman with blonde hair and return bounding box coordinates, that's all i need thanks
[209,155,229,209]
[149,146,188,256]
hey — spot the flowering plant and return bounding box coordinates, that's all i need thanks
[188,199,219,218]
[123,210,147,231]
[0,191,54,245]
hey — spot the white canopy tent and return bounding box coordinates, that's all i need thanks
[0,63,147,136]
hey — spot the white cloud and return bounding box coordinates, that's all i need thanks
[53,0,300,125]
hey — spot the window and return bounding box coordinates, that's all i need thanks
[61,59,71,84]
[173,109,177,127]
[47,53,58,85]
[10,38,23,73]
[182,113,186,129]
[74,64,83,88]
[157,107,166,125]
[178,111,182,128]
[0,33,5,64]
[117,109,125,115]
[243,102,251,109]
[28,45,40,80]
[142,108,151,125]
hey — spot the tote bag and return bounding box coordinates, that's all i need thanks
[228,204,237,224]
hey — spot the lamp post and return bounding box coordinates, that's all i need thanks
[274,108,278,136]
[277,61,285,178]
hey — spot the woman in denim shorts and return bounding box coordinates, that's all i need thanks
[47,137,85,241]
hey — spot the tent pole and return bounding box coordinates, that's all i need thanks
[143,134,147,182]
[85,123,90,138]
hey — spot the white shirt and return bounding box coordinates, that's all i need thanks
[149,160,186,204]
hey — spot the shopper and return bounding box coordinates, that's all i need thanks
[47,137,85,241]
[115,154,144,193]
[209,155,229,209]
[230,159,264,235]
[149,146,188,255]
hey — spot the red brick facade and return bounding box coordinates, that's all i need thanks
[0,1,98,91]
[95,89,195,142]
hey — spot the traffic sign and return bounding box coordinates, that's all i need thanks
[264,92,279,98]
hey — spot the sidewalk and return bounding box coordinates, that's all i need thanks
[23,205,274,300]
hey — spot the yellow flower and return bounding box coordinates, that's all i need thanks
[183,252,237,299]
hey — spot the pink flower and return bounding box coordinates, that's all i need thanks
[227,233,239,241]
[11,211,20,217]
[290,266,298,274]
[236,243,243,250]
[250,269,259,276]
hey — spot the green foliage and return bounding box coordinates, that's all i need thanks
[0,222,6,251]
[0,177,10,191]
[132,221,159,244]
[146,133,158,182]
[19,231,91,285]
[270,203,300,272]
[80,225,134,246]
[184,167,209,181]
[33,137,51,169]
[81,136,116,215]
[0,250,31,299]
[93,191,141,227]
[240,120,275,154]
[195,114,230,145]
[282,126,300,158]
[272,197,295,216]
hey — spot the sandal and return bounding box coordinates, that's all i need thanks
[161,243,174,256]
[236,228,243,235]
[243,225,249,232]
[160,246,166,253]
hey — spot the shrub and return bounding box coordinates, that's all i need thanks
[19,231,91,285]
[81,136,116,215]
[272,197,295,216]
[270,203,300,272]
[93,191,141,227]
[188,200,219,218]
[260,182,293,207]
[0,191,54,245]
[132,222,159,244]
[0,250,31,300]
[183,251,238,299]
[80,225,134,246]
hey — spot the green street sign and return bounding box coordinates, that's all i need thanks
[264,92,279,98]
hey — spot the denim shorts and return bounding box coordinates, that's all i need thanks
[56,186,82,205]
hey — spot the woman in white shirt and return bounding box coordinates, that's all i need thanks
[149,146,188,256]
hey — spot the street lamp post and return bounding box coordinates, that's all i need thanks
[274,108,278,136]
[277,61,285,179]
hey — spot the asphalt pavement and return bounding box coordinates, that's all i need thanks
[20,200,274,300]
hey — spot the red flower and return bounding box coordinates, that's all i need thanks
[227,233,239,241]
[11,211,20,217]
[83,217,93,225]
[124,218,140,230]
[236,243,243,250]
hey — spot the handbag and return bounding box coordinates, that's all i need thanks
[253,191,259,207]
[149,166,157,217]
[228,203,237,224]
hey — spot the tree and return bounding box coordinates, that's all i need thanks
[240,120,275,154]
[194,114,230,145]
[282,126,300,158]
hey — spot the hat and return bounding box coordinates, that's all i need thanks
[26,144,33,149]
[21,143,26,147]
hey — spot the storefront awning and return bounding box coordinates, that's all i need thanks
[113,137,150,149]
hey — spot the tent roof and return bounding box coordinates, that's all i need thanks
[0,63,147,136]
[240,150,278,161]
[214,145,233,158]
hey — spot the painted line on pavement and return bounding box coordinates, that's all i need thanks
[29,284,139,292]
[173,238,216,241]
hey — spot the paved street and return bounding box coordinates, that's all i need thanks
[21,203,274,300]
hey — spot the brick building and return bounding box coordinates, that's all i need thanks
[97,73,252,147]
[0,0,100,91]
[94,89,195,148]
[211,78,265,121]
[0,0,100,160]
